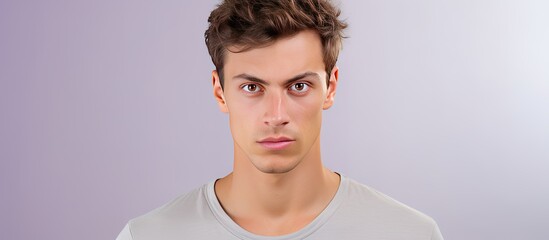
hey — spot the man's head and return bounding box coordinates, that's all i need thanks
[205,0,347,89]
[205,0,347,174]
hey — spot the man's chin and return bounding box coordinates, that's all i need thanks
[251,158,301,174]
[257,167,295,174]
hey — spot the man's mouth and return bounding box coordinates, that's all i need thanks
[257,136,295,150]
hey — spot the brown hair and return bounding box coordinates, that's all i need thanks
[205,0,347,89]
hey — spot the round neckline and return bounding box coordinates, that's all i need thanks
[204,174,349,240]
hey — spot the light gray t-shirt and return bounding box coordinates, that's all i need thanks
[116,175,443,240]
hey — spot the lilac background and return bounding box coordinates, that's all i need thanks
[1,1,548,239]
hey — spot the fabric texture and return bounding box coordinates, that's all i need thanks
[116,175,443,240]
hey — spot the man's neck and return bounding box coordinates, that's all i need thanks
[214,142,340,236]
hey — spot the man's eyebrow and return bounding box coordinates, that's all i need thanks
[233,73,269,85]
[285,72,321,84]
[232,72,321,86]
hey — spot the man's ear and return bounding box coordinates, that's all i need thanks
[323,66,339,110]
[212,70,229,113]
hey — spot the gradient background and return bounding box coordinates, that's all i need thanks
[1,0,548,239]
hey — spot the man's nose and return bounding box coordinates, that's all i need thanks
[263,92,290,127]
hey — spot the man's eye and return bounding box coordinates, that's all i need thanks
[242,84,261,93]
[290,83,309,92]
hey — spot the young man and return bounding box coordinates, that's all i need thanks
[117,0,443,239]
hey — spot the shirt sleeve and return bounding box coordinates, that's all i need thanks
[115,223,133,240]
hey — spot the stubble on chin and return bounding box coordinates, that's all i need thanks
[249,155,302,174]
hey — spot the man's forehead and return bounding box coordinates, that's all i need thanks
[223,33,325,81]
[225,30,320,54]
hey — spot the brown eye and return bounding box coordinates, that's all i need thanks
[290,83,309,92]
[242,84,260,93]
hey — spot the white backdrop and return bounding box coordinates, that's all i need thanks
[1,1,548,239]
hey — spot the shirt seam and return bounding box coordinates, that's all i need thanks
[429,219,437,240]
[128,220,135,240]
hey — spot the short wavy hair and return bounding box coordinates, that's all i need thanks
[205,0,347,89]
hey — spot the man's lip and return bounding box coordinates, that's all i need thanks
[257,137,295,150]
[257,136,294,143]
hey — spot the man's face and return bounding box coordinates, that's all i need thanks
[212,30,338,174]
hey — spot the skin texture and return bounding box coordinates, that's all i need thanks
[212,30,341,236]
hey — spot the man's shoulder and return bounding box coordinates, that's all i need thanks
[333,177,441,238]
[131,185,205,223]
[344,178,437,224]
[126,183,222,238]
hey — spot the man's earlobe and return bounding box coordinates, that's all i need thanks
[323,66,339,110]
[212,70,229,113]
